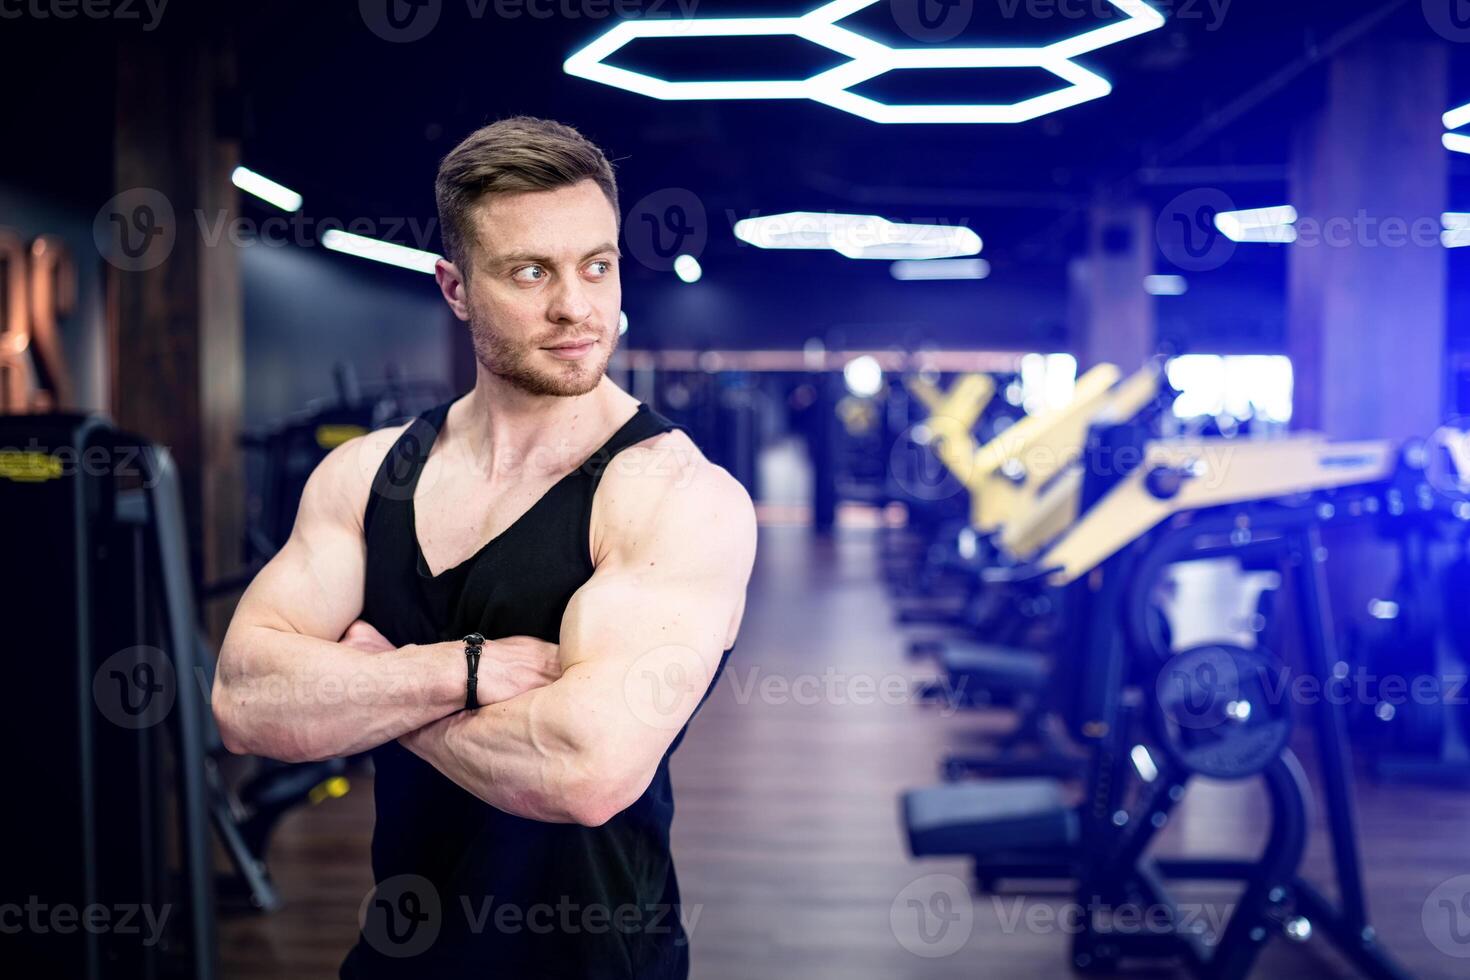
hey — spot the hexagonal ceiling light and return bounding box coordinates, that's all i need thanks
[563,0,1166,124]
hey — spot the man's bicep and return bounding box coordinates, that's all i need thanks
[555,461,752,690]
[559,566,732,673]
[229,439,376,642]
[551,567,732,762]
[234,520,366,641]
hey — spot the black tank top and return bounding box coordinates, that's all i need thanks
[340,397,728,980]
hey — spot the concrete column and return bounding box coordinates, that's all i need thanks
[1077,202,1155,373]
[112,29,243,637]
[1288,41,1448,441]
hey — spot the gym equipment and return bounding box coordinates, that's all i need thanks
[226,365,451,583]
[1035,435,1390,585]
[969,363,1160,537]
[905,379,1178,779]
[1151,644,1293,781]
[886,373,1002,605]
[901,433,1470,978]
[1346,439,1470,782]
[0,413,352,940]
[1,414,215,978]
[988,364,1164,546]
[894,361,1167,620]
[901,371,997,507]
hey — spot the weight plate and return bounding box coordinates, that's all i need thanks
[1153,645,1292,780]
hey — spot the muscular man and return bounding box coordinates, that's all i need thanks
[212,116,756,978]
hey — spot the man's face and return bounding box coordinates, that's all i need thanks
[459,179,621,397]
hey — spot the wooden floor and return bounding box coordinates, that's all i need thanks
[219,525,1470,979]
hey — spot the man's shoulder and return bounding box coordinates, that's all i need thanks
[304,421,415,532]
[594,427,755,557]
[602,426,745,505]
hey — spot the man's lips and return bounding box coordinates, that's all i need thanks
[543,338,598,360]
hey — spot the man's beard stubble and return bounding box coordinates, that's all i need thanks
[468,312,618,398]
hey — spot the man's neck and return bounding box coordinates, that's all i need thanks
[446,368,639,483]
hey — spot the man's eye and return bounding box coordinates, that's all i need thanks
[513,265,546,283]
[587,260,612,276]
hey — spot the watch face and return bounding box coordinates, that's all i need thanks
[464,633,485,646]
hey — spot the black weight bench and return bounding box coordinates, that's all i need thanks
[940,641,1049,693]
[915,641,1045,706]
[903,779,1078,859]
[919,644,1086,779]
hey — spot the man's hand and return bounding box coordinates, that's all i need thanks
[340,620,395,654]
[340,621,560,709]
[475,636,563,706]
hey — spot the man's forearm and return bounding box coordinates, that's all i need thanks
[400,669,653,827]
[214,628,464,762]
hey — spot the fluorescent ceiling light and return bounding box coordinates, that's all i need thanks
[1445,101,1470,132]
[890,258,991,280]
[1214,205,1297,244]
[1144,274,1188,296]
[673,253,702,282]
[1442,213,1470,248]
[321,229,440,274]
[734,212,981,260]
[843,354,884,397]
[232,166,303,212]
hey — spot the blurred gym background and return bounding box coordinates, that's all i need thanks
[4,0,1470,977]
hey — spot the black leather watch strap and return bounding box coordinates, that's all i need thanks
[462,633,485,710]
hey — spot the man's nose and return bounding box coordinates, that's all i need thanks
[547,277,593,324]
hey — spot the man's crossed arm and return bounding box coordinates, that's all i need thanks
[399,443,756,826]
[213,427,564,762]
[213,430,756,827]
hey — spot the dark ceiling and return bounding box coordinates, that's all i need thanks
[222,0,1436,262]
[5,0,1467,352]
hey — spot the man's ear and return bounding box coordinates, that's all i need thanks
[435,257,472,322]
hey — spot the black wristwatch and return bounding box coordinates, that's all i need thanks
[462,633,485,710]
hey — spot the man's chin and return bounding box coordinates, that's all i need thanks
[497,360,605,398]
